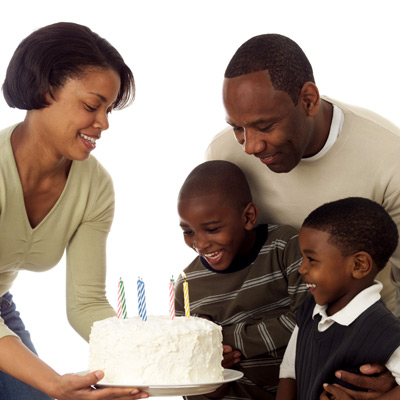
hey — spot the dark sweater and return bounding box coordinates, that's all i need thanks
[295,295,400,400]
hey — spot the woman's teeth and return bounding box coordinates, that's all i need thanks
[79,133,97,144]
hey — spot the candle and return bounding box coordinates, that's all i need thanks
[169,276,175,320]
[117,277,127,319]
[181,272,190,318]
[137,277,147,321]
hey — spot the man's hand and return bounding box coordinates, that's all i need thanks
[322,364,397,399]
[221,345,241,369]
[320,383,354,399]
[336,363,396,392]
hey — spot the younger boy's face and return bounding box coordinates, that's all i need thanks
[298,227,356,316]
[178,193,254,271]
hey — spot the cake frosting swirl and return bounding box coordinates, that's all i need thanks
[88,315,224,384]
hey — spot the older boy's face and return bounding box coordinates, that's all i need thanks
[298,227,357,316]
[178,193,253,271]
[223,70,315,173]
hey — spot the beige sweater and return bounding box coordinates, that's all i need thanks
[206,97,400,315]
[0,124,116,341]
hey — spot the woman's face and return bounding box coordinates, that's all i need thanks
[35,68,121,161]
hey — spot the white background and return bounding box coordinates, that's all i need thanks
[1,0,400,397]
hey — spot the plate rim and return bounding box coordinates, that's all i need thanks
[78,368,243,388]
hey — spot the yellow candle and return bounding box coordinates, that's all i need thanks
[182,272,190,318]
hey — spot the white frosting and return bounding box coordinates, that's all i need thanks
[88,316,224,384]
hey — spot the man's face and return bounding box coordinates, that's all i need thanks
[223,70,315,173]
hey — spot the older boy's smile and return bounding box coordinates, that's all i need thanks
[178,193,256,272]
[202,250,224,264]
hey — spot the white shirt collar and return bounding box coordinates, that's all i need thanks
[302,104,344,162]
[312,281,382,332]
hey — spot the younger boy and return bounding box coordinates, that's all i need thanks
[277,197,400,400]
[175,160,308,399]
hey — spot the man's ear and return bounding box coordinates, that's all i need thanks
[242,202,258,230]
[299,82,320,116]
[352,251,374,279]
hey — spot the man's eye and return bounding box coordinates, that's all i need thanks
[232,126,244,133]
[258,125,273,133]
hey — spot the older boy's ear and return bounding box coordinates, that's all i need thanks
[242,202,257,230]
[352,252,373,279]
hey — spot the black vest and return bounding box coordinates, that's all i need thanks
[295,295,400,400]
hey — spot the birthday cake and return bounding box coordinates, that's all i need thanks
[88,315,224,384]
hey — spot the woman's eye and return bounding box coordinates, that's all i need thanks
[85,103,97,112]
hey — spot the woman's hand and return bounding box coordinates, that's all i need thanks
[52,370,149,400]
[221,345,241,369]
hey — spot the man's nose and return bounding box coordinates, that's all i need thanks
[242,128,266,155]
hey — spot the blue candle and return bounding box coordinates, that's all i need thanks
[137,277,147,321]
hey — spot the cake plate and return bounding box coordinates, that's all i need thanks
[79,369,243,396]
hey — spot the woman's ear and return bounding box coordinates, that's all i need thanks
[299,82,320,117]
[352,251,374,279]
[242,202,257,230]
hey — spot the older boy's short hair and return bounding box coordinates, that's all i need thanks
[179,160,252,211]
[2,22,135,110]
[302,197,399,271]
[224,34,314,105]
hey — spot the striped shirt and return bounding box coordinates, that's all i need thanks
[175,224,308,399]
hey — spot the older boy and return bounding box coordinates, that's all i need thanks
[175,160,308,399]
[277,197,400,400]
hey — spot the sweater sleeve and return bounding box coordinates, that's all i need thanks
[221,232,308,359]
[65,166,116,342]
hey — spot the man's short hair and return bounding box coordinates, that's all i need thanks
[225,34,314,105]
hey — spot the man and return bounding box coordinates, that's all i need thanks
[206,33,400,397]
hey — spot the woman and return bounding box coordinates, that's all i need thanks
[0,22,147,399]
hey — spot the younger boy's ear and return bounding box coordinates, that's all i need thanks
[242,202,257,230]
[352,251,373,279]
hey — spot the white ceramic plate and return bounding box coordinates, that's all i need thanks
[79,369,243,396]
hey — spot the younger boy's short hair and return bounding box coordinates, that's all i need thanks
[179,160,252,211]
[302,197,398,271]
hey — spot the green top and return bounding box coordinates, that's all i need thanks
[0,124,116,341]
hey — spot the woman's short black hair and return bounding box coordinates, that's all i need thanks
[2,22,135,110]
